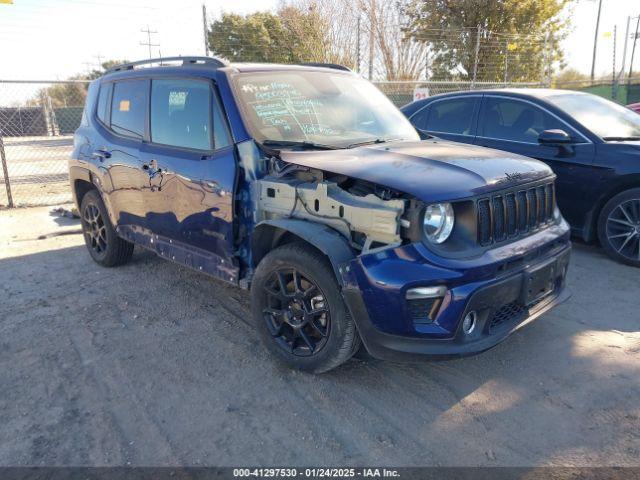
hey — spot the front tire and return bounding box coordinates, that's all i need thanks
[597,188,640,267]
[251,242,360,373]
[80,189,134,267]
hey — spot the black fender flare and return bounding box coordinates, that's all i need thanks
[252,218,356,284]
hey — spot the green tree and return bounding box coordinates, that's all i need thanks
[553,67,591,88]
[28,60,128,108]
[404,0,573,82]
[207,8,328,64]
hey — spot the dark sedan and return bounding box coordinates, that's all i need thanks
[401,89,640,266]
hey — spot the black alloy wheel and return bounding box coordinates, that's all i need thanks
[262,267,330,356]
[251,242,361,373]
[82,201,108,258]
[80,189,134,267]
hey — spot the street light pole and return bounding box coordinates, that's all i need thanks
[591,0,604,81]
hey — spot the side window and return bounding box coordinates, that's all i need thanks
[110,80,147,139]
[409,106,430,131]
[425,98,478,135]
[96,83,112,125]
[151,79,213,150]
[481,97,566,143]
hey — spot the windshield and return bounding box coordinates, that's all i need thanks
[547,92,640,140]
[231,70,419,147]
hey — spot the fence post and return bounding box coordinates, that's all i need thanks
[0,134,14,208]
[472,26,481,88]
[504,39,508,85]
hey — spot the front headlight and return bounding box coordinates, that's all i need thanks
[423,203,455,244]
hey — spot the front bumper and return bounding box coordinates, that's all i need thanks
[340,222,571,361]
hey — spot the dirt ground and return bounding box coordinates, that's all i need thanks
[0,206,638,467]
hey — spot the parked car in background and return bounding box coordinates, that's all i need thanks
[402,89,640,267]
[628,102,640,114]
[70,58,571,373]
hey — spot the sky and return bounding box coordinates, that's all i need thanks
[0,0,638,83]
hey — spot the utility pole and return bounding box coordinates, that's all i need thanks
[368,0,375,80]
[202,4,209,56]
[612,25,617,100]
[617,17,631,86]
[629,15,640,81]
[140,25,159,59]
[591,0,604,81]
[356,15,361,74]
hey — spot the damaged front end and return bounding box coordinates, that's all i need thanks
[256,157,411,254]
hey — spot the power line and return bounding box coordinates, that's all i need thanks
[140,25,160,59]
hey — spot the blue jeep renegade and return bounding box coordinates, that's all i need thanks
[70,57,571,373]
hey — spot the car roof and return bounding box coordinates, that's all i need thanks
[416,87,589,102]
[225,62,354,74]
[101,57,354,80]
[400,87,591,114]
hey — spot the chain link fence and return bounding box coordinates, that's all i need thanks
[1,76,548,208]
[13,71,636,208]
[0,80,89,208]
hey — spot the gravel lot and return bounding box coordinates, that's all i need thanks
[0,206,638,467]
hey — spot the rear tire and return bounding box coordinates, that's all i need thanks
[251,242,360,373]
[80,189,134,267]
[597,188,640,267]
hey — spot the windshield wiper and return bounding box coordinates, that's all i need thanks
[347,137,405,149]
[261,139,341,150]
[602,136,640,141]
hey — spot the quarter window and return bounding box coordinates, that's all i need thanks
[151,79,214,150]
[425,98,478,135]
[481,97,566,143]
[96,83,112,125]
[110,80,147,139]
[409,106,430,132]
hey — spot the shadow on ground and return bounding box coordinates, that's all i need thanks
[0,237,638,467]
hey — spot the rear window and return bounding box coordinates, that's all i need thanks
[110,80,147,139]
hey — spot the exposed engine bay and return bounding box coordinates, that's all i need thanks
[254,157,421,253]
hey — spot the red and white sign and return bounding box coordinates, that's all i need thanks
[413,87,430,101]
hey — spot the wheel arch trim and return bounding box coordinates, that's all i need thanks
[251,219,356,284]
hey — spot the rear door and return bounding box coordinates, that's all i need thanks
[140,76,238,282]
[408,95,480,144]
[475,95,595,229]
[94,78,149,229]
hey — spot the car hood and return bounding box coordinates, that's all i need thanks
[280,139,554,202]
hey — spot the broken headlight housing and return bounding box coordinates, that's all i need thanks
[423,203,455,244]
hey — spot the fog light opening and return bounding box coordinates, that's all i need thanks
[462,311,477,335]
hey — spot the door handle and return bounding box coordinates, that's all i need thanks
[92,149,111,161]
[142,159,162,175]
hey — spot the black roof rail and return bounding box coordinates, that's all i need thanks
[298,62,352,72]
[107,56,228,73]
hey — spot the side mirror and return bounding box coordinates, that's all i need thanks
[538,129,572,145]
